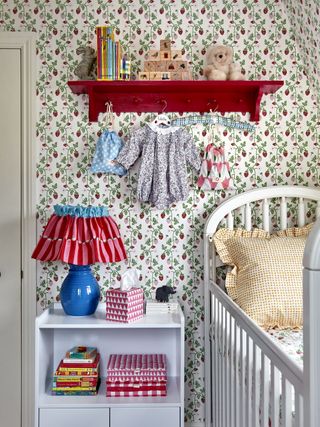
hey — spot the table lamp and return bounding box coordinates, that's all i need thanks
[32,205,127,316]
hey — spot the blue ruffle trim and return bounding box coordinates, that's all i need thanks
[53,205,109,218]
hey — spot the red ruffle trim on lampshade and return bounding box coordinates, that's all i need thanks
[32,214,127,265]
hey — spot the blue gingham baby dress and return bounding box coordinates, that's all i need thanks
[91,130,127,176]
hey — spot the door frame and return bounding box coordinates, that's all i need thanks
[0,32,37,427]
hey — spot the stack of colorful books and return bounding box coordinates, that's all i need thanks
[96,26,131,81]
[52,346,100,396]
[106,354,167,397]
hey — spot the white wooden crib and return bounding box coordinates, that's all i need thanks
[204,186,320,427]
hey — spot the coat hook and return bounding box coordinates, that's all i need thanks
[209,105,219,115]
[157,99,168,113]
[207,98,217,107]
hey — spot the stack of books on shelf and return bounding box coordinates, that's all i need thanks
[52,346,100,396]
[96,26,131,81]
[106,354,167,397]
[146,299,179,315]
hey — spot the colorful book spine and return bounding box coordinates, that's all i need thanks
[52,392,98,396]
[55,369,99,376]
[53,374,98,381]
[113,41,116,79]
[119,43,122,80]
[107,38,111,79]
[52,385,98,391]
[97,26,107,80]
[96,26,115,81]
[96,27,101,79]
[56,366,99,373]
[115,42,119,80]
[63,357,95,364]
[59,353,100,369]
[111,40,115,79]
[52,380,98,388]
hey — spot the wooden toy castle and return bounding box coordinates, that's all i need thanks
[139,39,192,81]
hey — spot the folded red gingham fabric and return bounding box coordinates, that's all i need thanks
[106,390,167,397]
[106,383,166,392]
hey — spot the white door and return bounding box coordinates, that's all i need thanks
[0,48,22,426]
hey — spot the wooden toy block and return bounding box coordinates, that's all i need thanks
[175,61,189,71]
[160,72,171,80]
[149,72,162,80]
[138,72,150,80]
[155,61,168,71]
[144,61,158,72]
[146,50,161,60]
[181,71,192,80]
[170,71,183,80]
[160,51,171,60]
[166,61,178,72]
[160,39,171,51]
[170,50,183,60]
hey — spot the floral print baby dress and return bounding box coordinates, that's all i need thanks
[116,122,201,209]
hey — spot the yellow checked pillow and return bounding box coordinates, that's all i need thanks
[213,224,313,328]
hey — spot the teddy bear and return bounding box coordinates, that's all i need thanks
[203,45,245,81]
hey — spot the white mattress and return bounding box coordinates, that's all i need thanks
[266,328,303,368]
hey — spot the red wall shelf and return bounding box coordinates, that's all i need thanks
[68,80,283,122]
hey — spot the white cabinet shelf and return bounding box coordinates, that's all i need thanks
[38,304,183,329]
[35,303,185,427]
[39,376,181,408]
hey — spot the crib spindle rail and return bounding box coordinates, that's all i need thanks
[210,283,303,427]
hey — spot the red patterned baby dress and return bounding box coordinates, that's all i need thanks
[197,144,233,191]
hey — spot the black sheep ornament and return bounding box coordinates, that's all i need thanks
[155,285,176,303]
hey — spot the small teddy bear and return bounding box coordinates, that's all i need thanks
[203,45,245,81]
[74,46,97,80]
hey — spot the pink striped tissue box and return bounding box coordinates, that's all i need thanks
[106,288,144,323]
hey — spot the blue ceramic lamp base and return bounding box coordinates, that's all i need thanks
[60,264,100,316]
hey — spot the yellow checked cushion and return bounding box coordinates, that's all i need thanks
[213,224,313,328]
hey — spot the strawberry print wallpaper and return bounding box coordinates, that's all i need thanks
[284,0,320,107]
[1,1,319,425]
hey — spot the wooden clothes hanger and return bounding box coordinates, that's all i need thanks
[151,99,171,128]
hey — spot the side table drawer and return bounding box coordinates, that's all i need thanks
[110,407,180,427]
[39,408,109,427]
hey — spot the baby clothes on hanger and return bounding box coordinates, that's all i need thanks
[197,144,233,191]
[116,120,201,209]
[91,103,127,176]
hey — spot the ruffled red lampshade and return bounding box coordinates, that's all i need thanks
[32,205,127,265]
